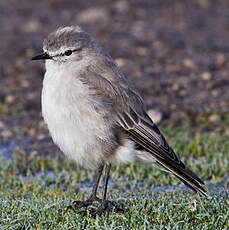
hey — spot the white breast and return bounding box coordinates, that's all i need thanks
[42,61,111,169]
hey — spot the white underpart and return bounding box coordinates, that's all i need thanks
[42,57,156,169]
[115,138,156,164]
[42,58,111,169]
[115,139,136,163]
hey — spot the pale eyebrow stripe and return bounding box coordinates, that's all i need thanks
[52,48,82,57]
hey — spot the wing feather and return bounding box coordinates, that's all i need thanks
[82,68,209,197]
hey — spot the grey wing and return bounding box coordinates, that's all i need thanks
[117,107,208,197]
[82,68,208,197]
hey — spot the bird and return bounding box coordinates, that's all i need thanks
[32,25,208,216]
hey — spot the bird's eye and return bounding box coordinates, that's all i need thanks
[64,50,72,56]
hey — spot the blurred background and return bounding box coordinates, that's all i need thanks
[0,0,228,158]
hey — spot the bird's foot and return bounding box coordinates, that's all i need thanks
[88,200,124,217]
[66,198,123,216]
[65,195,101,212]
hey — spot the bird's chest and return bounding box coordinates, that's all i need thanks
[41,68,109,167]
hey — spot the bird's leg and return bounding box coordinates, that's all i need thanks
[90,163,123,216]
[86,164,104,203]
[66,165,104,211]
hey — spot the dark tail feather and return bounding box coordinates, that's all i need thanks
[126,128,209,197]
[156,160,209,198]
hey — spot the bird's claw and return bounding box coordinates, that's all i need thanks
[89,200,124,217]
[65,199,123,216]
[65,195,102,212]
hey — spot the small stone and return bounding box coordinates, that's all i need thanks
[5,95,15,104]
[166,64,180,73]
[212,90,218,97]
[1,130,12,138]
[147,109,162,124]
[172,83,180,91]
[183,59,196,69]
[21,80,30,88]
[77,7,109,24]
[23,20,41,33]
[136,47,148,56]
[115,58,127,67]
[216,53,226,66]
[15,58,25,71]
[201,72,212,81]
[37,134,46,140]
[197,0,210,8]
[209,114,220,123]
[0,121,5,129]
[170,104,177,110]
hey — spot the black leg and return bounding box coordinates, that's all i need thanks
[66,163,123,216]
[89,164,123,216]
[88,164,104,201]
[102,163,111,201]
[65,164,104,211]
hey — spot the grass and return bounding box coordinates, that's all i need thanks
[0,125,228,229]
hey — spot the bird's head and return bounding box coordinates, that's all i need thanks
[32,26,94,64]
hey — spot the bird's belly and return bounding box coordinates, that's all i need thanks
[49,115,103,168]
[41,84,108,169]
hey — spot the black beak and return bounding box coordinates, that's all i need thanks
[31,52,52,61]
